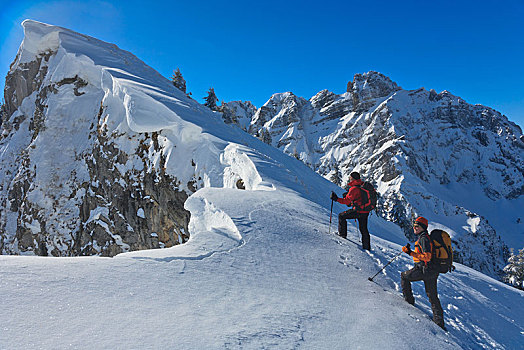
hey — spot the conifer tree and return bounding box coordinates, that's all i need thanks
[204,87,218,110]
[261,129,272,145]
[330,166,342,186]
[171,68,186,93]
[504,248,524,290]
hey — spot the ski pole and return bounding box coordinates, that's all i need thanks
[368,251,403,282]
[355,219,360,242]
[328,199,334,235]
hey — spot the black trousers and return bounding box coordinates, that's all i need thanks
[401,266,444,327]
[338,210,370,250]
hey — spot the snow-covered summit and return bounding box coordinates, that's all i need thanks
[348,71,402,107]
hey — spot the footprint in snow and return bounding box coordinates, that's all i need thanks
[408,313,421,322]
[338,255,361,270]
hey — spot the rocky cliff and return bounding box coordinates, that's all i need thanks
[0,21,197,256]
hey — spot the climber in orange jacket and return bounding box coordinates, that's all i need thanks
[401,216,446,330]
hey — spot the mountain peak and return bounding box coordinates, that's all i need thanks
[18,20,61,63]
[347,71,401,101]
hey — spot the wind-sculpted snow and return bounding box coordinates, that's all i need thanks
[120,190,244,262]
[123,86,183,133]
[222,144,265,190]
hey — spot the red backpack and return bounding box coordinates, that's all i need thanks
[355,182,378,212]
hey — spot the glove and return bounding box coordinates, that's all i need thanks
[330,192,338,201]
[450,265,456,272]
[342,191,348,198]
[402,244,412,255]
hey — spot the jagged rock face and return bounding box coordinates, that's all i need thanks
[250,92,320,166]
[310,90,353,122]
[220,100,257,131]
[0,23,191,257]
[75,125,190,257]
[238,72,523,278]
[347,71,401,112]
[3,51,54,118]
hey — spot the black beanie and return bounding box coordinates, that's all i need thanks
[350,172,361,180]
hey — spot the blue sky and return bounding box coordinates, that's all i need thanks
[1,0,523,128]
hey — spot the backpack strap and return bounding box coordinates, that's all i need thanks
[426,235,433,268]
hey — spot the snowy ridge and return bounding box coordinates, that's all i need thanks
[1,21,523,348]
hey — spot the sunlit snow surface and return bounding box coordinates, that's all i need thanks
[1,21,523,349]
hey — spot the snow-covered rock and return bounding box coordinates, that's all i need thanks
[0,20,332,258]
[0,21,209,256]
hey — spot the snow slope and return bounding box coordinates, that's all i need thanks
[1,21,523,349]
[2,188,523,349]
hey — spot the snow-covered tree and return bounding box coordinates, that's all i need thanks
[503,248,524,290]
[330,166,342,186]
[171,68,186,93]
[260,128,272,145]
[204,87,218,110]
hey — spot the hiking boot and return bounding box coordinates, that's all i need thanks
[404,297,415,306]
[435,320,447,331]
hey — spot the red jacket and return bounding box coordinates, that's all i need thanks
[336,179,369,213]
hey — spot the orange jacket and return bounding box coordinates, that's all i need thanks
[410,232,432,265]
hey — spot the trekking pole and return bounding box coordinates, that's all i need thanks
[328,199,334,235]
[368,251,403,282]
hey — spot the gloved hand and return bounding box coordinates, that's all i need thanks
[402,244,412,255]
[451,265,456,272]
[330,192,338,201]
[342,191,348,198]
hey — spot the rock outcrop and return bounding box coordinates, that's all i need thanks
[0,21,192,257]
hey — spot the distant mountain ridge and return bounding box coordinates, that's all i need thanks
[223,71,524,278]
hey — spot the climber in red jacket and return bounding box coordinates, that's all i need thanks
[330,172,371,250]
